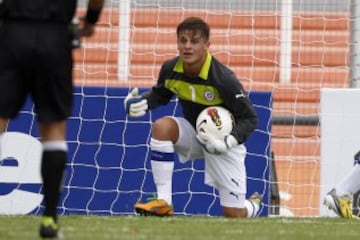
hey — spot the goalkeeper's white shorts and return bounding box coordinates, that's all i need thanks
[171,116,247,208]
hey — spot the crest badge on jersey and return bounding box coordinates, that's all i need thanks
[203,90,215,101]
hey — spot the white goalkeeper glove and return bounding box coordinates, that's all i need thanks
[124,88,148,117]
[196,132,238,155]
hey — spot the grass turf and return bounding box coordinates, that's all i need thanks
[0,215,359,240]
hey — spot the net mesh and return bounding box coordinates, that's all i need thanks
[3,0,351,217]
[71,0,351,217]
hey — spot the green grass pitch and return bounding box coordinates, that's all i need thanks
[0,215,359,239]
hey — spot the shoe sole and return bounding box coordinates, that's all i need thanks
[135,207,174,217]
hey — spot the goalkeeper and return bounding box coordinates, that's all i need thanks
[125,17,262,218]
[0,0,103,238]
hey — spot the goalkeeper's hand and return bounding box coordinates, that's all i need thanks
[196,132,238,155]
[124,88,148,117]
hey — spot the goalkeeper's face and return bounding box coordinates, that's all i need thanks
[177,30,210,67]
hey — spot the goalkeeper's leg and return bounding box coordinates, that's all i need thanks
[220,190,262,218]
[134,117,176,216]
[206,143,263,218]
[134,138,175,216]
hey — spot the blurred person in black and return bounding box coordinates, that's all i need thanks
[0,0,104,238]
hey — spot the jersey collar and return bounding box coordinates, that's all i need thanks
[173,52,212,80]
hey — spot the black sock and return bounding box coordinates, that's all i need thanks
[41,150,67,220]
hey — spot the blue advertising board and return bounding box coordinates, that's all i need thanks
[0,87,271,216]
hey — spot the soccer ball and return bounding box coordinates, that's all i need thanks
[196,106,234,140]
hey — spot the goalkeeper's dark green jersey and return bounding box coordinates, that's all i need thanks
[142,52,258,144]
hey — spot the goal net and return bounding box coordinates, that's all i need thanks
[0,0,352,217]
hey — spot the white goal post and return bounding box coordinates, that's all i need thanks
[117,0,131,81]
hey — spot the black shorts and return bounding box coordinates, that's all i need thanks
[0,21,73,123]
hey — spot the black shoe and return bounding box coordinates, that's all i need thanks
[39,216,63,239]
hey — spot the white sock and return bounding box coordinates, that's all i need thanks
[336,164,360,196]
[244,199,260,218]
[151,160,174,205]
[42,140,68,151]
[150,138,174,205]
